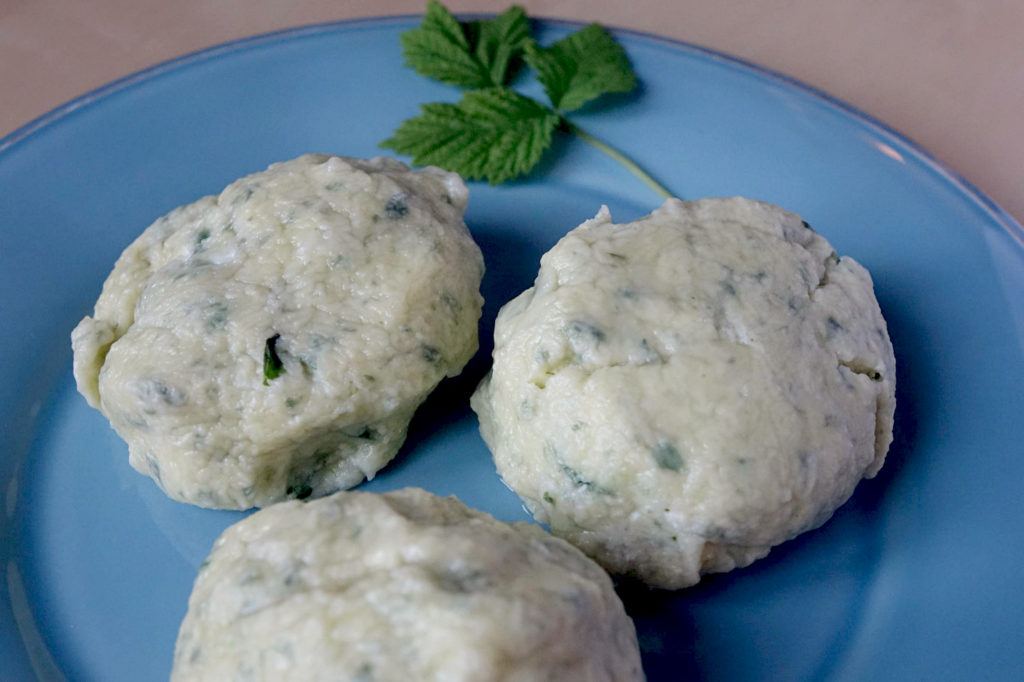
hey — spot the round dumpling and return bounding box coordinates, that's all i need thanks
[471,197,896,589]
[171,487,644,682]
[71,154,484,509]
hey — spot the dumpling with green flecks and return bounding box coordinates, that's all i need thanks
[471,197,896,589]
[171,488,644,682]
[71,154,484,509]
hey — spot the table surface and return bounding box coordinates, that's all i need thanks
[3,0,1022,225]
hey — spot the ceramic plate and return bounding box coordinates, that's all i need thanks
[2,16,1022,681]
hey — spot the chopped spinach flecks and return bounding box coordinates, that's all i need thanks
[436,566,489,593]
[263,334,285,385]
[560,464,588,487]
[309,333,334,350]
[356,427,379,440]
[566,320,606,343]
[639,338,661,364]
[798,451,812,470]
[801,219,814,231]
[559,464,612,495]
[384,193,409,219]
[543,492,557,505]
[205,302,229,331]
[441,292,462,313]
[195,228,211,245]
[421,345,442,364]
[137,379,186,408]
[652,441,684,471]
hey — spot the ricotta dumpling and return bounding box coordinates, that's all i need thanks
[171,488,644,682]
[471,197,896,589]
[72,154,484,509]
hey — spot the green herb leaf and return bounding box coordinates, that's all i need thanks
[385,2,672,197]
[400,1,529,88]
[263,333,285,385]
[651,441,684,471]
[465,6,531,86]
[381,87,560,185]
[524,23,637,111]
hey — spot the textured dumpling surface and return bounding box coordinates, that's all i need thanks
[72,154,484,509]
[471,197,896,589]
[171,488,644,682]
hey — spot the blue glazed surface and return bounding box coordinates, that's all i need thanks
[2,16,1023,681]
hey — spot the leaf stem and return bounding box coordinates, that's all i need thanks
[564,120,673,200]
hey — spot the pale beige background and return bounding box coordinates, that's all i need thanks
[2,0,1022,223]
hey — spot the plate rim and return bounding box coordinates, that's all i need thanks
[1,13,1021,247]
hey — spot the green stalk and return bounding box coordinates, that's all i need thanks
[564,120,673,200]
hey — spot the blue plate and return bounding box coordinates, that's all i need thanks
[2,16,1022,681]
